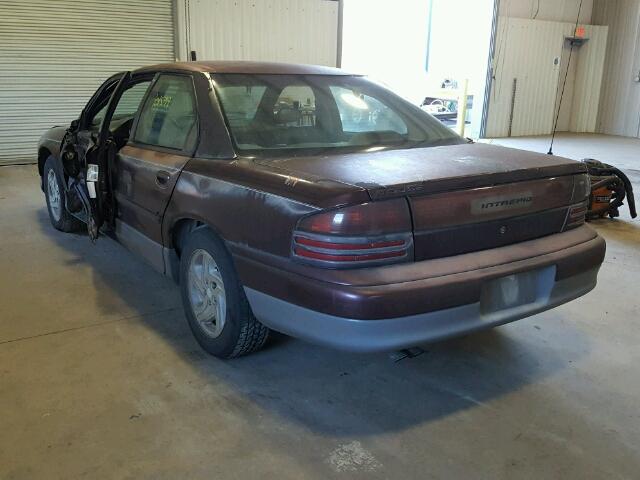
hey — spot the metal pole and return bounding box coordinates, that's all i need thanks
[508,78,517,137]
[480,0,501,138]
[336,0,344,68]
[457,79,469,136]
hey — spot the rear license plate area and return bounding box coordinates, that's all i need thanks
[480,266,556,314]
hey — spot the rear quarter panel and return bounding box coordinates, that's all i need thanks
[163,157,370,260]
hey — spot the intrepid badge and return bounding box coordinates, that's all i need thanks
[471,192,533,214]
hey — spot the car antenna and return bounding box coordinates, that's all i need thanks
[548,0,583,155]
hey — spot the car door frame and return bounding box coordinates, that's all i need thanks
[78,73,126,131]
[112,71,202,274]
[59,72,133,240]
[77,72,167,233]
[127,72,201,157]
[60,73,124,186]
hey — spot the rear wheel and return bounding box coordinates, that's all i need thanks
[179,228,269,358]
[43,156,81,232]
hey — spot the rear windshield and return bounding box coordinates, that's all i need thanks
[212,74,463,156]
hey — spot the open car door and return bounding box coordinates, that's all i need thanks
[60,72,132,241]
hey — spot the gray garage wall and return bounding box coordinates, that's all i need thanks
[0,0,175,165]
[486,16,607,138]
[174,0,340,67]
[499,0,593,24]
[0,0,341,165]
[593,0,640,138]
[486,0,601,137]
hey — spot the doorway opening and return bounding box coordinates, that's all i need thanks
[341,0,496,139]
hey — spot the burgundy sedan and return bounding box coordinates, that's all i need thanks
[37,61,605,358]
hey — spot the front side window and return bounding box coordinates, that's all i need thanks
[134,75,197,151]
[111,82,152,120]
[212,73,461,156]
[92,80,152,129]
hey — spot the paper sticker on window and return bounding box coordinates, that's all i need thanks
[152,95,172,110]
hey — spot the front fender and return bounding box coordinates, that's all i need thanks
[37,126,68,187]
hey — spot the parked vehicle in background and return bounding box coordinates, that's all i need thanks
[38,61,605,358]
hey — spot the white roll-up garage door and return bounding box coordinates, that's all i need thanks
[0,0,175,165]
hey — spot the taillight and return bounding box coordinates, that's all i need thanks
[563,202,588,230]
[293,199,413,267]
[571,173,591,202]
[563,174,590,231]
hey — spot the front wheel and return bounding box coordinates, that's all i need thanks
[179,228,269,358]
[43,156,81,232]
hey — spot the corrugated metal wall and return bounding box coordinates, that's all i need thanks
[570,25,609,132]
[178,0,339,66]
[593,0,640,137]
[487,18,564,137]
[499,0,593,24]
[486,17,607,137]
[0,0,175,165]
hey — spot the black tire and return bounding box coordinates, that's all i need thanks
[179,227,269,358]
[43,156,82,232]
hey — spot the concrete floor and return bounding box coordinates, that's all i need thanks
[1,133,639,479]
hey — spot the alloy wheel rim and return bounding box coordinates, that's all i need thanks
[47,169,62,221]
[187,249,227,338]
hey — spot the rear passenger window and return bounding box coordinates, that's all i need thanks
[216,85,267,128]
[134,75,197,151]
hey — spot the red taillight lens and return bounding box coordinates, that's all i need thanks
[297,198,411,235]
[564,202,588,230]
[293,244,408,263]
[294,236,406,250]
[293,199,413,267]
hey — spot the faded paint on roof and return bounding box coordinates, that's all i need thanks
[134,61,357,76]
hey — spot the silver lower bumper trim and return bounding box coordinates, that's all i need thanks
[245,267,599,352]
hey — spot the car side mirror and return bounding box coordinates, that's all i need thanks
[70,118,79,131]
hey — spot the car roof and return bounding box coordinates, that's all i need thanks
[134,61,356,76]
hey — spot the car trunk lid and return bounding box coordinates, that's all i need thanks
[408,175,582,259]
[258,143,586,199]
[257,143,588,260]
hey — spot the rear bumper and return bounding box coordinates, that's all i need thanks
[240,226,605,351]
[245,266,598,352]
